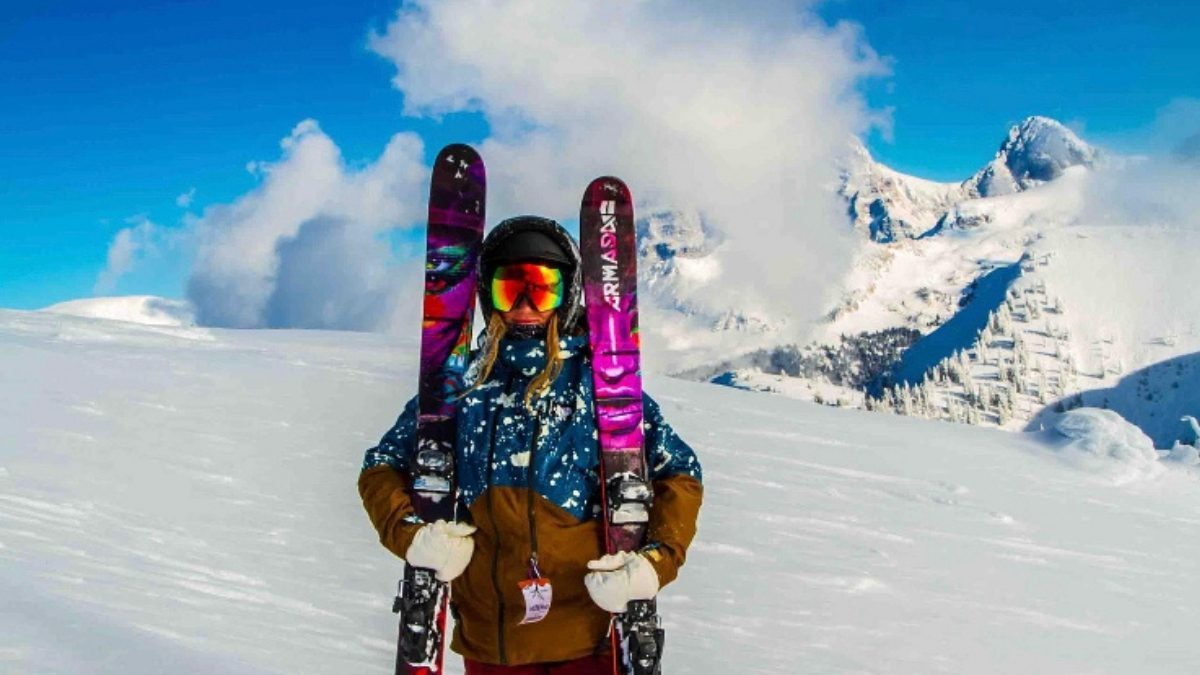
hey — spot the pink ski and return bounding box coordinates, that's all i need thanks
[580,177,663,675]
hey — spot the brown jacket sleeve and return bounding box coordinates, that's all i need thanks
[358,464,424,560]
[643,473,703,587]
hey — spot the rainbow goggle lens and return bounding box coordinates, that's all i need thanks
[490,263,565,312]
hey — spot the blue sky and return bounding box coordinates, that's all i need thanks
[818,0,1200,178]
[1,0,1197,310]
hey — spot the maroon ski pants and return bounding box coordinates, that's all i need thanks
[463,654,613,675]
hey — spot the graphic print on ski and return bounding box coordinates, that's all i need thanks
[394,143,485,675]
[580,177,664,675]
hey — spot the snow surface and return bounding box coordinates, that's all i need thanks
[3,309,1200,673]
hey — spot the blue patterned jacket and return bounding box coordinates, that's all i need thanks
[358,335,703,665]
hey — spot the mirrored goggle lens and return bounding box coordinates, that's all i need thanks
[491,263,564,312]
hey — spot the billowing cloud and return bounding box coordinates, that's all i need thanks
[1081,156,1200,231]
[370,0,886,343]
[1083,99,1200,231]
[264,216,401,331]
[94,216,161,295]
[185,119,427,329]
[178,1,885,342]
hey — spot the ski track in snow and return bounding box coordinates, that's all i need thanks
[2,309,1199,674]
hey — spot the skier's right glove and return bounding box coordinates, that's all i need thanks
[403,520,476,582]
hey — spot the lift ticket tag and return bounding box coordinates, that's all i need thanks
[518,577,553,624]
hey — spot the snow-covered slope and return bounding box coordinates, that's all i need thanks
[42,295,197,327]
[707,117,1199,449]
[3,309,1199,674]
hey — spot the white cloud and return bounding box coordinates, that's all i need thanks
[1081,156,1200,231]
[1083,99,1200,232]
[94,216,161,295]
[185,119,427,329]
[370,0,886,342]
[180,2,886,339]
[176,187,197,208]
[1149,98,1200,160]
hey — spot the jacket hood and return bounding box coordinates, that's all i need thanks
[478,215,585,334]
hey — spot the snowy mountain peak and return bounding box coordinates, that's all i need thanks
[840,116,1099,243]
[971,116,1098,197]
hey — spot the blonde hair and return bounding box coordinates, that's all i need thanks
[462,312,564,410]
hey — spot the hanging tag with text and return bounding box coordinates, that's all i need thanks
[518,577,553,624]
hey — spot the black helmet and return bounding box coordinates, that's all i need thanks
[478,215,584,333]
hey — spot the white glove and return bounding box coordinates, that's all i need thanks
[584,551,660,613]
[405,520,476,582]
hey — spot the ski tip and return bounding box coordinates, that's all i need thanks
[583,175,631,202]
[430,143,486,190]
[434,143,483,166]
[436,142,479,156]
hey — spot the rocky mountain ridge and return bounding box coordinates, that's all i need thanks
[840,116,1098,243]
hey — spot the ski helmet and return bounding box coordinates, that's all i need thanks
[478,215,584,333]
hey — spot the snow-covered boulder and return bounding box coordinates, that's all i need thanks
[1164,416,1200,465]
[1180,415,1200,446]
[1163,443,1200,466]
[1052,408,1162,482]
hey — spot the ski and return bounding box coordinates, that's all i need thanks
[579,176,664,675]
[394,143,486,675]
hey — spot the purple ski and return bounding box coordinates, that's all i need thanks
[580,177,663,675]
[394,143,485,675]
[414,144,485,520]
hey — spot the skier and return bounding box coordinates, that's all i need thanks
[359,215,703,674]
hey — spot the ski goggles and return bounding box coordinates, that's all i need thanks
[490,263,565,312]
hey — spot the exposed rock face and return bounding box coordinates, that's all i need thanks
[841,116,1097,243]
[968,116,1098,197]
[839,139,967,243]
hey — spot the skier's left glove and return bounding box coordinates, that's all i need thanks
[583,550,660,613]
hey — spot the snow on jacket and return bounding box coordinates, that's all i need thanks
[358,334,703,666]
